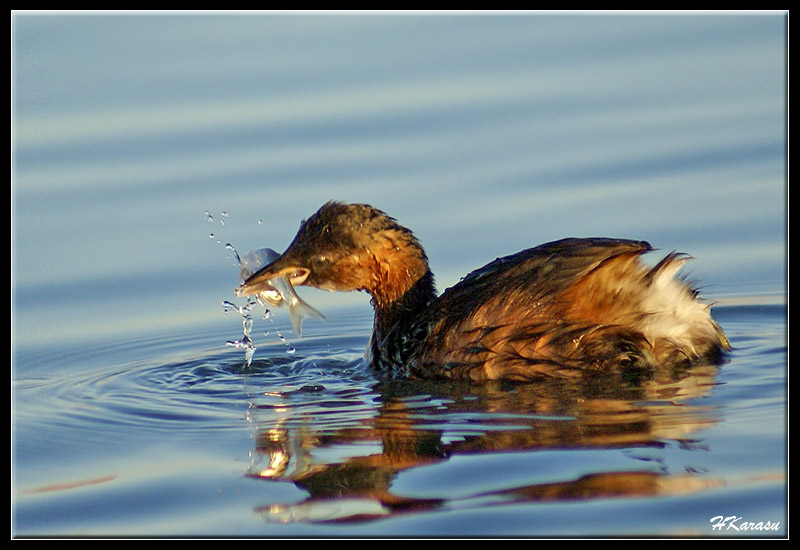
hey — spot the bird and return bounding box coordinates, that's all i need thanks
[237,201,729,382]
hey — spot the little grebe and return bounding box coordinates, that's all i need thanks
[238,202,730,381]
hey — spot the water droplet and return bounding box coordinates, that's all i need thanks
[257,219,263,225]
[205,210,214,223]
[225,243,241,264]
[286,346,296,355]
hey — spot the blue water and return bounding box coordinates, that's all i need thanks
[12,13,786,537]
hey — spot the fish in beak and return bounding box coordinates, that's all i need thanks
[235,248,324,337]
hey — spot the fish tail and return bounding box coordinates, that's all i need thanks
[287,299,326,337]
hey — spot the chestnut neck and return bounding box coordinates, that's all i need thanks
[354,224,438,360]
[348,221,436,315]
[371,268,437,335]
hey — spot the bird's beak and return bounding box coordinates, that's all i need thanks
[235,255,310,298]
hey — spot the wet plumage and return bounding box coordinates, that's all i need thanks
[238,202,729,382]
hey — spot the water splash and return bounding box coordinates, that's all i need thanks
[222,298,257,367]
[208,210,306,366]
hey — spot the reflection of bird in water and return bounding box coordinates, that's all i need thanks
[238,202,730,381]
[246,365,725,525]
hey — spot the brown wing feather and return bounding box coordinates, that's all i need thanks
[412,238,722,381]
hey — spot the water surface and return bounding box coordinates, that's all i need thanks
[12,13,786,537]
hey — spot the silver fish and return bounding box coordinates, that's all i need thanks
[267,272,325,337]
[235,247,325,336]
